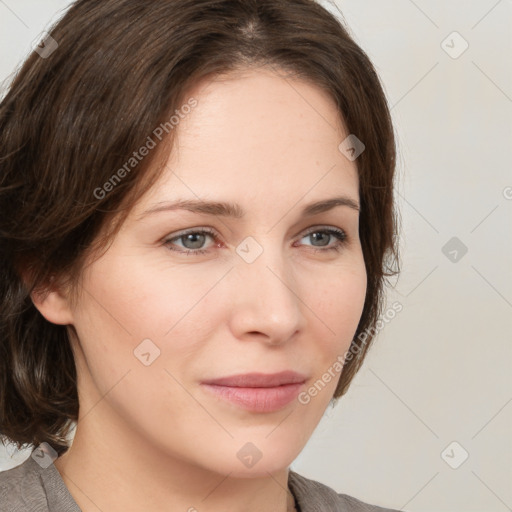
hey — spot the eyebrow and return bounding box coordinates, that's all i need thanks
[137,195,360,221]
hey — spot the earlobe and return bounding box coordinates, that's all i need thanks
[30,284,75,326]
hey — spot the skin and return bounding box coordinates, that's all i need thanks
[33,67,367,512]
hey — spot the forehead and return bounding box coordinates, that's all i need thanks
[135,67,359,215]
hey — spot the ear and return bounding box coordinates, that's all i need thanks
[30,279,75,326]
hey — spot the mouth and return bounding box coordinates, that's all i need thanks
[200,371,307,413]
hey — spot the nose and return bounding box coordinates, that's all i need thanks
[227,240,306,345]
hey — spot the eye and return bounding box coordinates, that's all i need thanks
[164,227,217,256]
[296,227,348,253]
[163,226,348,256]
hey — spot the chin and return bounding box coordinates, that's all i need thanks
[216,444,298,479]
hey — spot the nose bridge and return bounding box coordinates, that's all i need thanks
[230,234,304,339]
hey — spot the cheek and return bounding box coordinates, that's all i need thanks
[69,268,205,442]
[75,256,207,342]
[310,262,367,340]
[70,259,220,393]
[300,260,367,393]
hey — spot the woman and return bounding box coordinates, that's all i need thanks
[0,0,401,510]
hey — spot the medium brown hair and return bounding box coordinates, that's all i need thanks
[0,0,400,455]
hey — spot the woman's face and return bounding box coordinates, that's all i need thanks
[60,68,366,477]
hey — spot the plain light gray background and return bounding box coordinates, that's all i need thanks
[0,1,511,511]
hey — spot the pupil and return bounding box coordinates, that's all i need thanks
[184,233,205,249]
[312,232,328,246]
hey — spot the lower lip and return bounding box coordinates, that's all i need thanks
[201,382,304,413]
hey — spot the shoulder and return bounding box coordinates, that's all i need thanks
[0,454,49,511]
[288,470,405,512]
[0,450,80,512]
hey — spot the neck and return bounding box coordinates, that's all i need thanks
[54,419,295,512]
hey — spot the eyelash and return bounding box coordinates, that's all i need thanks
[163,226,348,256]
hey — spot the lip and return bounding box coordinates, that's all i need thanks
[200,371,308,413]
[201,371,308,388]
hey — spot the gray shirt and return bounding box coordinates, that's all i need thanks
[0,451,404,511]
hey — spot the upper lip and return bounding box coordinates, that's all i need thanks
[201,371,308,388]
